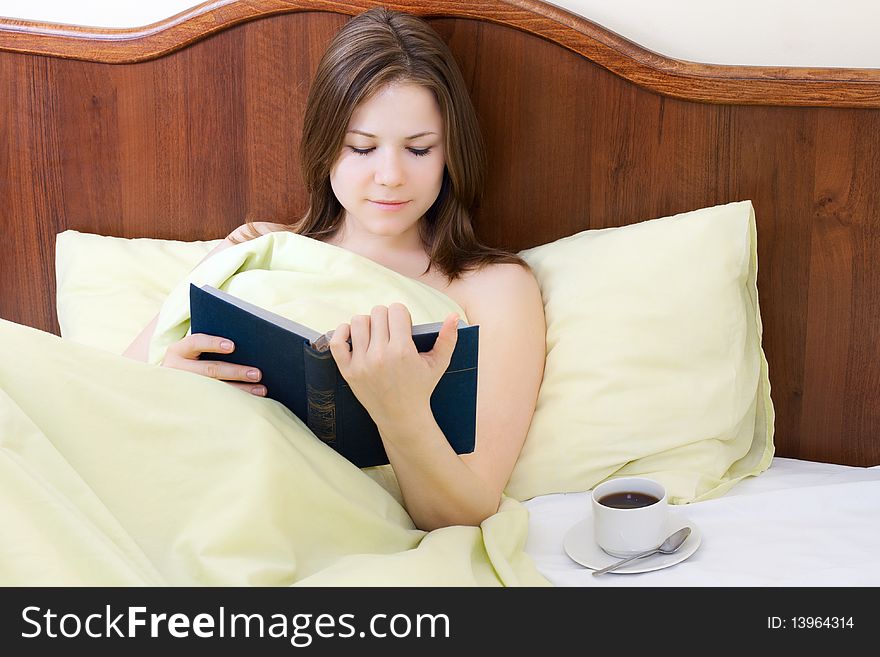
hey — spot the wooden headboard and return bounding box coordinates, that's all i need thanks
[1,0,878,467]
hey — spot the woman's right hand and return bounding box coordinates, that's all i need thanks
[161,333,266,396]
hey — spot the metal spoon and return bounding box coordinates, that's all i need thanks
[592,526,692,576]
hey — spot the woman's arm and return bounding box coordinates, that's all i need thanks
[329,263,546,530]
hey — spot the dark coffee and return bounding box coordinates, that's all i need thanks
[597,491,660,509]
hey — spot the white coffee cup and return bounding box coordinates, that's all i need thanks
[591,476,668,557]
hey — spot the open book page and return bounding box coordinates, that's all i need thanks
[202,285,467,352]
[201,286,323,343]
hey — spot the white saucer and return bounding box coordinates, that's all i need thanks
[563,512,701,574]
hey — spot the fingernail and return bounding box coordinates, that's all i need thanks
[251,386,266,396]
[247,369,260,380]
[220,340,233,351]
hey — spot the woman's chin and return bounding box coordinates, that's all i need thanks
[362,219,420,238]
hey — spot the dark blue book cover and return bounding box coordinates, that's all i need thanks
[189,284,478,467]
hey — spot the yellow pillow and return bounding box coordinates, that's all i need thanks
[506,201,774,503]
[55,230,221,354]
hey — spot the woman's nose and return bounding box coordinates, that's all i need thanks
[374,150,405,186]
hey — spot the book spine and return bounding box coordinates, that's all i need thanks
[303,345,338,449]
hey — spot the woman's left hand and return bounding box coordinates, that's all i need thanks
[328,303,459,426]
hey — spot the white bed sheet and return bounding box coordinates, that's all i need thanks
[523,457,880,586]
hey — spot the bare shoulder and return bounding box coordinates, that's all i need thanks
[199,222,291,262]
[462,262,540,301]
[458,262,544,323]
[252,221,290,234]
[226,221,290,242]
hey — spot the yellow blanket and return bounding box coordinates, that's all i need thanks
[0,232,549,586]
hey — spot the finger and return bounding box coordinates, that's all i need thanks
[329,322,352,368]
[175,333,235,359]
[197,359,262,383]
[349,314,371,354]
[387,303,415,351]
[368,305,390,353]
[225,381,268,396]
[428,313,459,368]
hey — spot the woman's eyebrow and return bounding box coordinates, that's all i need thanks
[347,129,438,139]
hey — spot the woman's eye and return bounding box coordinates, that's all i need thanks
[347,146,431,157]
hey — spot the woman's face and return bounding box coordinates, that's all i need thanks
[330,82,446,244]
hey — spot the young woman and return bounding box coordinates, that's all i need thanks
[124,8,546,532]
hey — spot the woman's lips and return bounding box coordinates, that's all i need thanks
[369,200,410,210]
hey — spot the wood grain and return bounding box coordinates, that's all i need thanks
[0,0,878,106]
[0,1,877,466]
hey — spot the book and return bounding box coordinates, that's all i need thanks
[189,284,479,467]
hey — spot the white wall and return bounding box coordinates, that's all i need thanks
[551,0,880,67]
[0,0,878,68]
[0,1,195,30]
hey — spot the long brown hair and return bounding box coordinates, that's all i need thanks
[242,7,526,280]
